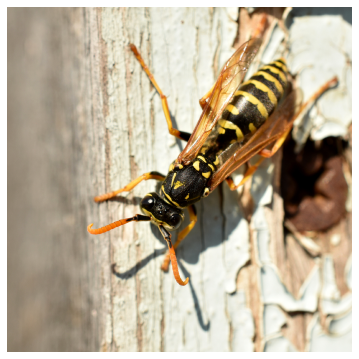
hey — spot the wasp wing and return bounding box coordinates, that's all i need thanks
[177,38,262,165]
[207,89,303,192]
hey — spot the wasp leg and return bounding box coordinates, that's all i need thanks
[199,83,215,109]
[161,204,197,272]
[225,157,266,190]
[226,76,339,191]
[94,171,165,202]
[259,76,339,158]
[258,128,291,158]
[129,44,191,142]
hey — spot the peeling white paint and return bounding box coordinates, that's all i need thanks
[345,254,352,290]
[321,255,341,301]
[321,255,352,315]
[307,314,352,352]
[250,159,274,207]
[223,184,250,294]
[264,335,298,352]
[288,11,352,146]
[227,290,254,351]
[259,24,286,66]
[263,304,287,338]
[261,263,320,312]
[327,310,352,336]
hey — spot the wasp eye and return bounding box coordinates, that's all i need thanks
[168,213,182,230]
[140,195,155,211]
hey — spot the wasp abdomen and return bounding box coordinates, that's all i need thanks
[218,59,288,140]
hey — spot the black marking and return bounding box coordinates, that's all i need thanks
[150,171,166,177]
[239,83,275,117]
[159,225,171,242]
[222,96,266,136]
[276,58,286,65]
[179,131,191,142]
[261,66,287,89]
[251,74,282,101]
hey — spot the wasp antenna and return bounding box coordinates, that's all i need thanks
[158,225,189,286]
[87,215,151,235]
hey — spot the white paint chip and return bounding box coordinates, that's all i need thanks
[227,290,254,351]
[288,14,352,145]
[321,255,352,316]
[328,310,352,336]
[261,264,320,312]
[264,336,298,352]
[308,314,352,352]
[263,304,287,338]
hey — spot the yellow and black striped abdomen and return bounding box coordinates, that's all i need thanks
[200,58,288,161]
[220,58,288,139]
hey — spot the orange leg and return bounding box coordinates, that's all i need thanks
[94,171,165,202]
[87,214,151,235]
[199,83,216,109]
[161,205,197,272]
[226,130,288,191]
[130,44,191,142]
[158,224,189,286]
[258,128,292,158]
[225,157,266,191]
[226,76,339,191]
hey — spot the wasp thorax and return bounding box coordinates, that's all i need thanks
[140,192,184,230]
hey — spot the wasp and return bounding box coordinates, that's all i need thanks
[88,17,337,286]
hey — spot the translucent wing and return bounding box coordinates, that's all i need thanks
[207,89,303,191]
[177,38,262,165]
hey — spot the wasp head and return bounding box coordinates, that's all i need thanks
[140,192,184,231]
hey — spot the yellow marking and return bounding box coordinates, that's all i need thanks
[193,161,200,171]
[208,164,214,171]
[218,119,244,141]
[218,127,226,135]
[177,164,183,169]
[163,197,172,205]
[174,181,185,189]
[202,171,211,178]
[213,156,219,165]
[261,65,287,83]
[200,147,208,154]
[226,104,239,115]
[234,91,268,118]
[143,207,166,226]
[254,70,283,95]
[185,193,190,200]
[197,155,207,163]
[171,173,177,187]
[169,162,174,172]
[249,123,257,133]
[272,60,288,73]
[242,79,277,106]
[230,139,236,144]
[162,185,182,208]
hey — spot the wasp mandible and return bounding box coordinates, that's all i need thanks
[88,16,337,286]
